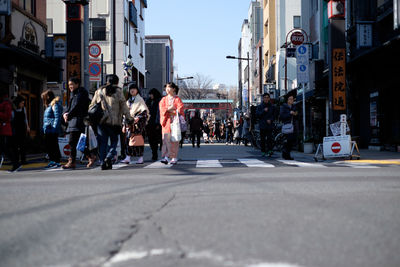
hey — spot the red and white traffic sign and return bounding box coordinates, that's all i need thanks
[63,144,71,156]
[89,62,101,77]
[291,32,305,46]
[331,142,341,153]
[89,43,101,58]
[323,135,351,158]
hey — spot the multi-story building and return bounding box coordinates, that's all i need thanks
[1,0,59,139]
[47,0,147,90]
[262,0,277,98]
[346,0,400,149]
[239,19,251,112]
[275,0,302,96]
[145,35,174,96]
[248,0,263,105]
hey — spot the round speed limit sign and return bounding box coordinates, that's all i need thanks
[89,43,101,58]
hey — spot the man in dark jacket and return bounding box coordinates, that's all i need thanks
[145,88,162,161]
[256,93,276,157]
[62,77,90,169]
[189,112,203,148]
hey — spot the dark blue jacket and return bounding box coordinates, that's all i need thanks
[64,87,89,133]
[43,97,63,134]
[256,102,276,129]
[280,103,296,124]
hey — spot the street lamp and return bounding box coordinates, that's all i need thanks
[226,54,252,112]
[176,75,194,86]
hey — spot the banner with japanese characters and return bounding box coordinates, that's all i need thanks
[332,48,346,110]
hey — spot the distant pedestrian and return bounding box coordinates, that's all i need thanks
[280,91,298,160]
[189,111,203,148]
[0,87,13,170]
[159,82,184,165]
[41,90,62,169]
[256,93,276,157]
[214,121,221,142]
[10,94,30,171]
[121,83,149,164]
[89,74,131,170]
[242,114,251,146]
[225,117,233,144]
[146,88,162,161]
[62,77,90,169]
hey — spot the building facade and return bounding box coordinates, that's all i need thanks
[240,19,251,112]
[145,35,174,96]
[1,0,59,140]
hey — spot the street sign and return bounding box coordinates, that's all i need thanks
[287,47,296,57]
[291,32,305,45]
[323,135,351,158]
[297,64,309,83]
[296,45,309,64]
[89,62,101,77]
[53,34,67,58]
[89,43,101,58]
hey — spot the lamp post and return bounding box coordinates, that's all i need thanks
[226,54,252,112]
[176,75,194,84]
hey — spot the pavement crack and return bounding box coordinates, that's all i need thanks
[102,193,176,266]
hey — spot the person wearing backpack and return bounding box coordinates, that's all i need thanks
[42,90,62,168]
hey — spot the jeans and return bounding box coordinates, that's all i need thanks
[97,124,119,163]
[68,131,81,163]
[260,128,273,153]
[45,133,61,163]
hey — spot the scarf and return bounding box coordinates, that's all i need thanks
[127,94,149,120]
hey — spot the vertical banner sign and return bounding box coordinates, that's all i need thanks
[332,48,346,110]
[67,52,81,81]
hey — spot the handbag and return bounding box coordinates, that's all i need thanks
[282,121,294,134]
[88,102,103,125]
[170,114,182,142]
[129,134,145,146]
[179,115,187,132]
[76,133,87,152]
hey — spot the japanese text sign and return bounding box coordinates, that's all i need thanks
[332,48,346,110]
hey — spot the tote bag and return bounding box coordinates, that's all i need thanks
[170,115,182,142]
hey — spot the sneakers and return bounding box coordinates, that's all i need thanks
[136,157,144,164]
[46,161,61,169]
[267,150,273,157]
[170,158,178,165]
[261,152,266,157]
[62,158,76,169]
[120,155,131,164]
[8,164,22,173]
[160,157,169,164]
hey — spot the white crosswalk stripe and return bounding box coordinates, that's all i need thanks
[277,160,328,168]
[145,161,173,168]
[196,160,223,168]
[333,162,380,168]
[238,158,275,168]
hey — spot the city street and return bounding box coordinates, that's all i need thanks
[0,144,400,267]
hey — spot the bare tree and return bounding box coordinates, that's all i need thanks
[178,73,214,99]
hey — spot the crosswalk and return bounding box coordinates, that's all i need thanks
[35,158,398,172]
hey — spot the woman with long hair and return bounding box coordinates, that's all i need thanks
[121,83,149,164]
[41,90,62,168]
[159,82,184,165]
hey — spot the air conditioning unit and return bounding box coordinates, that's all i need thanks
[328,0,345,19]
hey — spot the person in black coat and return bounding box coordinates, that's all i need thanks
[145,88,162,161]
[189,111,203,148]
[256,93,276,156]
[62,77,90,169]
[280,92,298,160]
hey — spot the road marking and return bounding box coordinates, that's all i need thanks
[196,160,223,168]
[144,161,172,168]
[334,162,380,168]
[248,263,304,267]
[238,158,275,168]
[344,159,400,165]
[277,160,327,168]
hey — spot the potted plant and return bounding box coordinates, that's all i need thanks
[303,135,314,154]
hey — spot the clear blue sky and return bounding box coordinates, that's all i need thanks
[146,0,251,87]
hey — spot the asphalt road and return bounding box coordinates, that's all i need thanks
[1,161,399,267]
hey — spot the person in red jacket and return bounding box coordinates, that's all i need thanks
[0,87,13,170]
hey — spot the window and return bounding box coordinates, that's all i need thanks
[140,37,143,57]
[293,16,301,29]
[23,0,36,16]
[140,2,144,20]
[134,33,138,44]
[89,18,106,41]
[124,19,128,44]
[264,19,269,36]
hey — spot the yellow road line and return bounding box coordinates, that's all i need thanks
[345,160,400,165]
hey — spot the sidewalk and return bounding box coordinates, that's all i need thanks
[2,144,400,172]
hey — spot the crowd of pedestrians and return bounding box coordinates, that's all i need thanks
[0,74,300,172]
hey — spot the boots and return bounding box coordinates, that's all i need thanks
[86,155,96,168]
[62,158,76,169]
